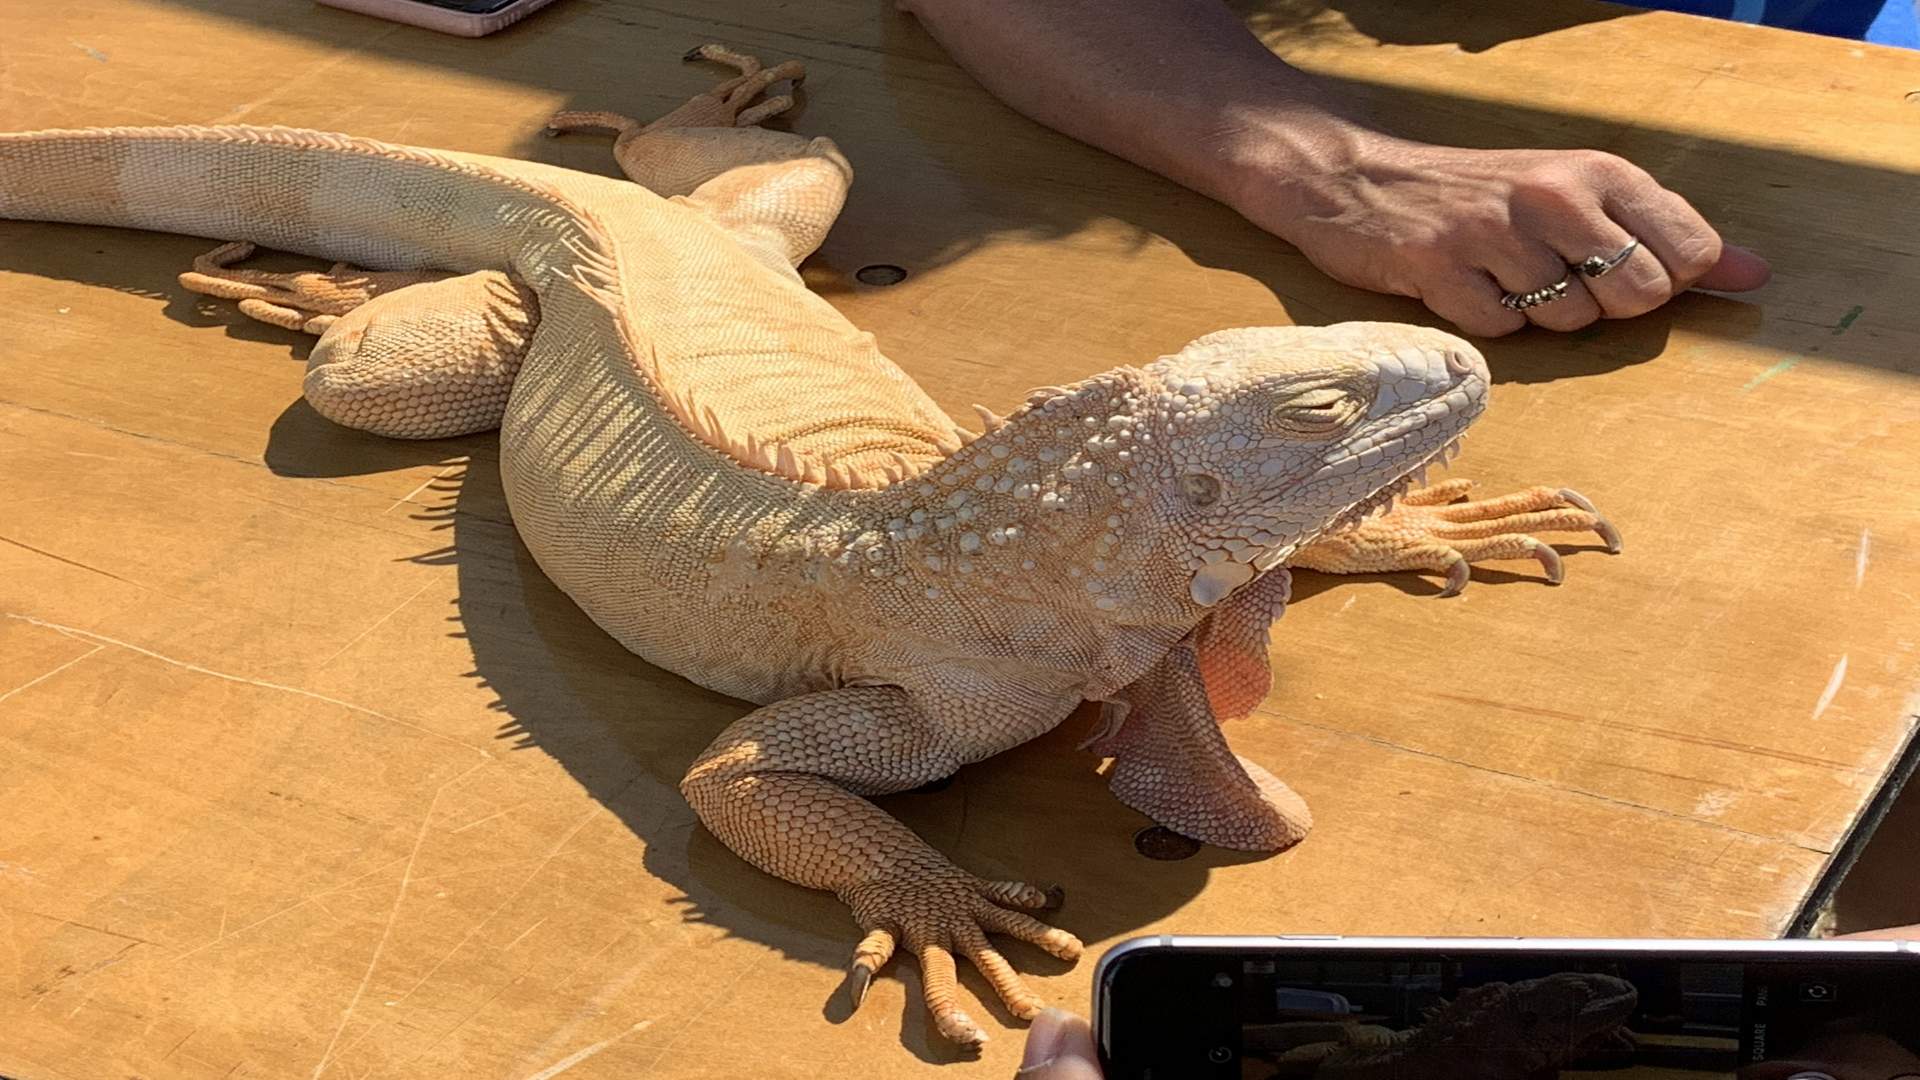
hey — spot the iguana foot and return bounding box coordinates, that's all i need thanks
[681,45,805,128]
[177,241,443,335]
[1291,479,1621,596]
[843,872,1081,1047]
[547,46,806,141]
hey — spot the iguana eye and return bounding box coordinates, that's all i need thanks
[1181,473,1221,507]
[1270,385,1364,437]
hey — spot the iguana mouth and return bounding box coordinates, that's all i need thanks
[1331,434,1461,523]
[1245,435,1466,575]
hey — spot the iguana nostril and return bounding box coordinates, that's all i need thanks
[1444,347,1485,378]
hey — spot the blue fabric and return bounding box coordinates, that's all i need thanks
[1633,0,1920,47]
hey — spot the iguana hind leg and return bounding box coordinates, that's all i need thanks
[546,47,847,270]
[1291,480,1622,596]
[179,241,444,335]
[181,242,539,439]
[681,685,1082,1047]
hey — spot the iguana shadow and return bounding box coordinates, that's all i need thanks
[259,397,1270,1061]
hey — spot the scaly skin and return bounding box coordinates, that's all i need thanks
[1258,972,1640,1080]
[0,47,1620,1048]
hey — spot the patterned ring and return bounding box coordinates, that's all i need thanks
[1577,238,1641,278]
[1500,277,1571,312]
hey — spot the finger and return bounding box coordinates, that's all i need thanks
[845,928,896,1010]
[1419,271,1527,338]
[1484,244,1600,332]
[917,943,986,1047]
[1600,179,1727,294]
[191,241,256,272]
[1447,534,1565,584]
[974,879,1063,912]
[734,95,793,127]
[973,902,1084,962]
[687,43,761,77]
[1429,487,1622,554]
[724,61,806,108]
[1433,507,1621,551]
[177,270,273,302]
[1696,242,1771,292]
[1429,484,1571,521]
[957,929,1045,1020]
[1540,211,1676,320]
[1399,478,1475,506]
[1019,1009,1103,1079]
[235,297,315,332]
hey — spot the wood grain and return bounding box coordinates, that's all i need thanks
[2,1,1916,1075]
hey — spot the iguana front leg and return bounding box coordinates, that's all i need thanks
[1292,480,1622,595]
[1092,654,1312,851]
[680,685,1082,1047]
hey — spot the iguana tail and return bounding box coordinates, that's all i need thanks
[0,125,610,282]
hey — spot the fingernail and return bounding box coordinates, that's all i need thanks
[1018,1007,1074,1073]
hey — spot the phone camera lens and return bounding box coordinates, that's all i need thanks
[1798,980,1837,1003]
[1207,1046,1233,1064]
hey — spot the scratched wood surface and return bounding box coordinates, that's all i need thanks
[2,1,1918,1076]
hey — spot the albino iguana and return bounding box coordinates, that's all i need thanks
[1251,972,1640,1080]
[0,47,1619,1046]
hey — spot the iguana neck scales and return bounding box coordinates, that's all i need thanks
[0,47,1618,1048]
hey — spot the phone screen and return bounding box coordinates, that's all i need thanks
[1099,944,1920,1079]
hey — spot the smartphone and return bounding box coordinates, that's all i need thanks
[1094,935,1920,1079]
[315,0,563,37]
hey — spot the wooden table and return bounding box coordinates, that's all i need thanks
[3,1,1917,1076]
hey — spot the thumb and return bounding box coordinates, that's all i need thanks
[1693,242,1771,292]
[1018,1008,1104,1078]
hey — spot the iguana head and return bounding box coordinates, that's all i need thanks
[876,322,1486,655]
[1131,323,1487,610]
[932,323,1487,625]
[1404,972,1639,1073]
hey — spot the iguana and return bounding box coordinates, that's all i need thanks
[0,47,1619,1046]
[1250,972,1640,1080]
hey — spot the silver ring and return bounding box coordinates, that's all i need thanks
[1577,239,1640,278]
[1500,276,1570,311]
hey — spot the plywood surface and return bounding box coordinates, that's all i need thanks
[2,1,1917,1076]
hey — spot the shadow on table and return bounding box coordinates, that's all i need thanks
[129,0,1919,383]
[1229,0,1637,53]
[230,396,1258,1061]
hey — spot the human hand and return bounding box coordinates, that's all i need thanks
[1838,924,1920,940]
[1018,1008,1104,1078]
[1228,132,1772,337]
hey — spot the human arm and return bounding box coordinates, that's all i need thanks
[897,0,1771,337]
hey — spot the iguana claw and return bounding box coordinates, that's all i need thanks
[1560,488,1624,552]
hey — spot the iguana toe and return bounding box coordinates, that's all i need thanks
[1293,479,1621,594]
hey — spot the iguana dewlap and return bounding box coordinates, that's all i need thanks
[0,47,1619,1048]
